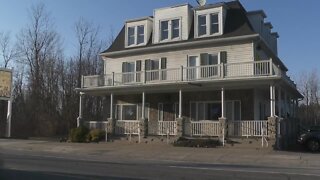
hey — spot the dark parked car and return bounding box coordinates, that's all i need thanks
[298,126,320,152]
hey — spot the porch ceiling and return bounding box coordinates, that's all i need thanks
[77,76,281,96]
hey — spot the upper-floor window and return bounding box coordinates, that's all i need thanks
[127,25,145,47]
[161,21,169,41]
[210,14,219,34]
[198,15,207,36]
[128,27,135,46]
[137,25,145,44]
[171,19,180,39]
[196,11,222,38]
[160,19,180,41]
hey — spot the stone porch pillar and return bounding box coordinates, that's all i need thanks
[77,92,84,127]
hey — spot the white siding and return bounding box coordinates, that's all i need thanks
[153,4,192,44]
[104,42,254,74]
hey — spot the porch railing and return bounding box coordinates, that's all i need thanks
[228,120,268,137]
[82,60,295,89]
[158,121,177,136]
[191,120,220,137]
[115,120,140,135]
[85,121,108,130]
[184,64,221,81]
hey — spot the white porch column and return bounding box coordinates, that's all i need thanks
[278,87,282,118]
[179,90,182,118]
[110,93,114,119]
[142,92,145,119]
[6,98,12,138]
[221,87,226,118]
[270,85,275,117]
[77,92,84,127]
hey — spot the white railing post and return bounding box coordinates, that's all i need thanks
[179,90,182,118]
[221,63,224,78]
[105,127,108,142]
[180,66,183,81]
[112,72,115,86]
[269,58,273,75]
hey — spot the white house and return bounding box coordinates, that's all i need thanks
[76,1,302,144]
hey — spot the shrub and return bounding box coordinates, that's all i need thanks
[69,126,90,143]
[87,129,106,142]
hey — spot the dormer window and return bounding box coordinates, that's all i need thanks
[137,25,145,44]
[160,18,181,42]
[127,25,145,46]
[171,19,180,39]
[160,21,169,40]
[210,14,219,34]
[128,27,135,46]
[198,15,207,36]
[195,7,224,38]
[125,17,152,48]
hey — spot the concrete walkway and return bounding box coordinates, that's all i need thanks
[0,138,319,169]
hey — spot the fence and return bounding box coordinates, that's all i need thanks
[158,121,177,135]
[191,121,220,136]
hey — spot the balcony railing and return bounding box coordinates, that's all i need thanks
[82,60,293,88]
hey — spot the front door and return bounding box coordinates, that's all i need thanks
[187,56,198,80]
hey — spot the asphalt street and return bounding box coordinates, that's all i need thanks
[0,148,320,180]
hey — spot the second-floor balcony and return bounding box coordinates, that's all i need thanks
[82,60,296,89]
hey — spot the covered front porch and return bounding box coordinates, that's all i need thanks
[77,78,300,140]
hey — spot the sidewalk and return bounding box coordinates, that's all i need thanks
[0,138,319,168]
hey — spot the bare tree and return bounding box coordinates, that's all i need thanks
[297,69,320,126]
[0,32,17,68]
[15,3,63,136]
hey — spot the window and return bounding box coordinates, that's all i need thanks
[200,53,219,77]
[161,21,169,41]
[145,59,160,81]
[116,104,137,120]
[190,102,221,121]
[127,25,145,47]
[122,62,135,83]
[210,14,219,34]
[172,19,180,39]
[196,12,221,37]
[137,25,145,44]
[198,15,207,36]
[128,27,135,46]
[160,19,180,41]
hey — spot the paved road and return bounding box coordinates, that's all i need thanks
[1,148,320,180]
[0,139,320,180]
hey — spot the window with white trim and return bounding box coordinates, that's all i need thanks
[127,25,145,46]
[137,25,145,44]
[196,12,221,37]
[128,27,135,46]
[210,14,219,34]
[116,104,149,120]
[160,18,180,41]
[198,15,207,36]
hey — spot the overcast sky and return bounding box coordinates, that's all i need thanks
[0,0,319,79]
